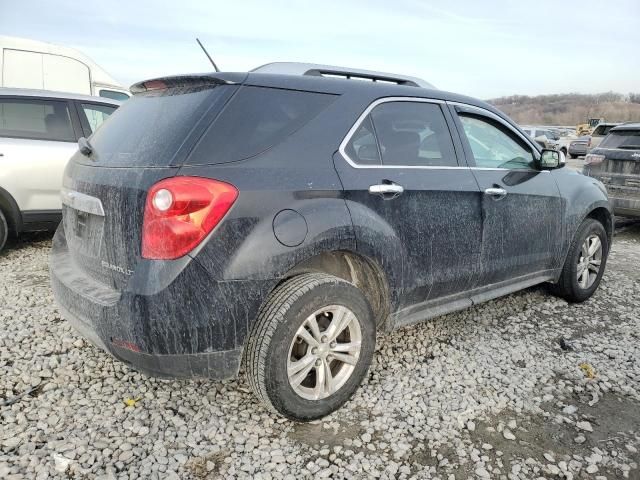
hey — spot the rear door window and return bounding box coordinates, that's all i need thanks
[600,130,640,149]
[370,102,458,167]
[345,101,458,167]
[194,86,336,164]
[79,103,117,135]
[0,98,75,142]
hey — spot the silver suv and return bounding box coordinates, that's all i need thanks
[0,88,120,251]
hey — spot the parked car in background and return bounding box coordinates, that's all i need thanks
[568,136,591,158]
[588,122,620,151]
[521,126,562,152]
[0,88,120,251]
[0,36,130,101]
[583,123,640,217]
[50,63,612,421]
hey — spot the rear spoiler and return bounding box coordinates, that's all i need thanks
[130,73,247,95]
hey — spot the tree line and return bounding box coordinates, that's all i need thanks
[488,92,640,125]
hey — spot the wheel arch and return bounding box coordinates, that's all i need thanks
[278,250,392,330]
[0,186,22,236]
[585,206,614,245]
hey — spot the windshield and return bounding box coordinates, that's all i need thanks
[600,130,640,150]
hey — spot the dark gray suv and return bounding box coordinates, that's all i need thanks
[50,63,612,420]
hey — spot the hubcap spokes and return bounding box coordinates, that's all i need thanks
[287,305,362,400]
[577,234,602,289]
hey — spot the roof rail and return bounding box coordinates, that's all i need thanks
[251,62,435,89]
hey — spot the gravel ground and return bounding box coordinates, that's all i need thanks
[1,221,639,480]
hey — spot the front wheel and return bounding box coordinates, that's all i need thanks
[244,273,376,421]
[551,218,609,302]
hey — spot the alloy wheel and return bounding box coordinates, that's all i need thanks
[577,234,602,289]
[287,305,362,400]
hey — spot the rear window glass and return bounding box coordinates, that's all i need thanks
[193,86,335,164]
[600,130,640,149]
[85,85,234,167]
[593,125,616,136]
[0,98,74,142]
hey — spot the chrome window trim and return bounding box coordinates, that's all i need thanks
[338,97,542,172]
[337,97,466,170]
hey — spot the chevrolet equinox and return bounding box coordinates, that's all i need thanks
[50,63,612,420]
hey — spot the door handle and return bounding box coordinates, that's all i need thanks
[369,182,404,199]
[484,187,507,199]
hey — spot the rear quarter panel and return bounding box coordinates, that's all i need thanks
[179,92,365,282]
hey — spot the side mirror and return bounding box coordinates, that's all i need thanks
[540,149,565,169]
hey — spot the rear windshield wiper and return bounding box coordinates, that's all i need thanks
[78,137,93,157]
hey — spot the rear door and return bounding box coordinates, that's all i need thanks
[450,104,563,286]
[334,98,483,312]
[0,96,80,212]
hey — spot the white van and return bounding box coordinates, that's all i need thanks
[0,36,130,101]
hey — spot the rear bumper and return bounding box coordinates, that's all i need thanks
[49,226,268,380]
[568,146,587,155]
[55,300,243,379]
[607,186,640,218]
[611,197,640,217]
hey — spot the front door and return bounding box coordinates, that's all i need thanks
[450,104,563,286]
[334,98,483,312]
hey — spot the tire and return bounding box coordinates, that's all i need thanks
[0,209,8,253]
[244,273,376,421]
[551,218,608,302]
[569,154,577,159]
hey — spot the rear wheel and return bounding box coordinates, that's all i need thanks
[0,210,8,253]
[569,153,577,159]
[551,218,608,302]
[244,273,376,421]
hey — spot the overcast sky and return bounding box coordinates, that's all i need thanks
[1,0,638,99]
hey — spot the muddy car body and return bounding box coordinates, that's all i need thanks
[50,63,612,420]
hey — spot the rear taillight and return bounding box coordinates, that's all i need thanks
[142,176,238,260]
[587,137,592,148]
[584,154,605,166]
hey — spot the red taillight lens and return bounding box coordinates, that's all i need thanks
[587,137,592,147]
[142,176,238,260]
